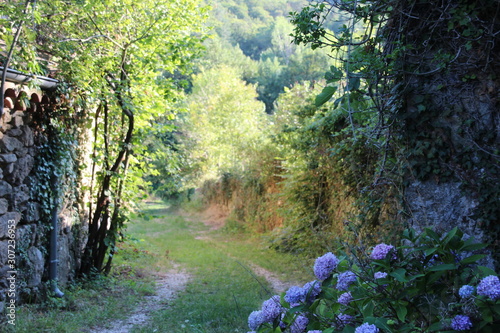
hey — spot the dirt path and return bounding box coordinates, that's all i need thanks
[247,263,297,293]
[89,205,298,332]
[190,205,301,294]
[89,264,191,333]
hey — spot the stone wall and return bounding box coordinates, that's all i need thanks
[0,81,88,312]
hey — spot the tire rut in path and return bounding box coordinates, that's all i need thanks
[246,263,298,294]
[188,207,303,295]
[89,263,191,333]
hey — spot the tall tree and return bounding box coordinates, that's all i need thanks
[184,65,268,183]
[29,0,209,275]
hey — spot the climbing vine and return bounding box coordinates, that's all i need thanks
[289,0,500,250]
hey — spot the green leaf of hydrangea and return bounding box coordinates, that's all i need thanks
[428,263,456,271]
[460,254,486,265]
[396,306,407,322]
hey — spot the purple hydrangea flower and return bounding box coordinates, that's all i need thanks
[458,285,475,298]
[336,271,357,291]
[303,280,322,303]
[261,295,283,322]
[451,315,473,331]
[307,331,322,333]
[477,275,500,300]
[290,315,309,333]
[335,313,354,329]
[370,243,396,260]
[314,252,339,280]
[355,323,379,333]
[374,271,388,279]
[338,292,353,305]
[248,310,265,330]
[285,286,305,304]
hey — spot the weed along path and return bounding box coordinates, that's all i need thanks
[91,200,312,333]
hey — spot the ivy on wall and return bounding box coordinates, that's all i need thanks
[288,0,499,249]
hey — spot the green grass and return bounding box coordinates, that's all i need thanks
[13,199,313,333]
[127,199,313,332]
[13,271,150,332]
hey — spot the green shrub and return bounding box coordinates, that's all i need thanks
[248,227,500,332]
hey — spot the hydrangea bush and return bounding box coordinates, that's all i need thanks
[247,227,500,332]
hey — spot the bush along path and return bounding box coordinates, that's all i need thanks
[88,200,312,333]
[247,228,500,333]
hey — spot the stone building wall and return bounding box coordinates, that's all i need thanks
[0,81,89,313]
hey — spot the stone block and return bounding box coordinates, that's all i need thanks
[0,265,9,289]
[0,154,17,163]
[5,163,14,175]
[13,115,24,128]
[0,136,23,153]
[7,128,22,137]
[9,155,34,185]
[13,185,29,212]
[20,126,34,147]
[0,212,22,238]
[13,146,28,159]
[0,198,8,215]
[0,180,12,197]
[0,241,8,265]
[1,110,12,124]
[27,246,44,287]
[0,124,12,132]
[17,224,36,250]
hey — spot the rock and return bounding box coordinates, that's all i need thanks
[10,155,34,185]
[0,180,12,197]
[27,247,44,287]
[406,180,482,239]
[1,111,12,125]
[0,198,8,215]
[7,128,22,137]
[20,126,34,147]
[0,154,17,163]
[17,224,36,251]
[5,163,14,175]
[13,146,28,158]
[0,136,23,153]
[0,241,8,265]
[12,111,25,128]
[13,185,29,212]
[0,212,22,238]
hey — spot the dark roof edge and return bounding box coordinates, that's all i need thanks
[1,66,58,91]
